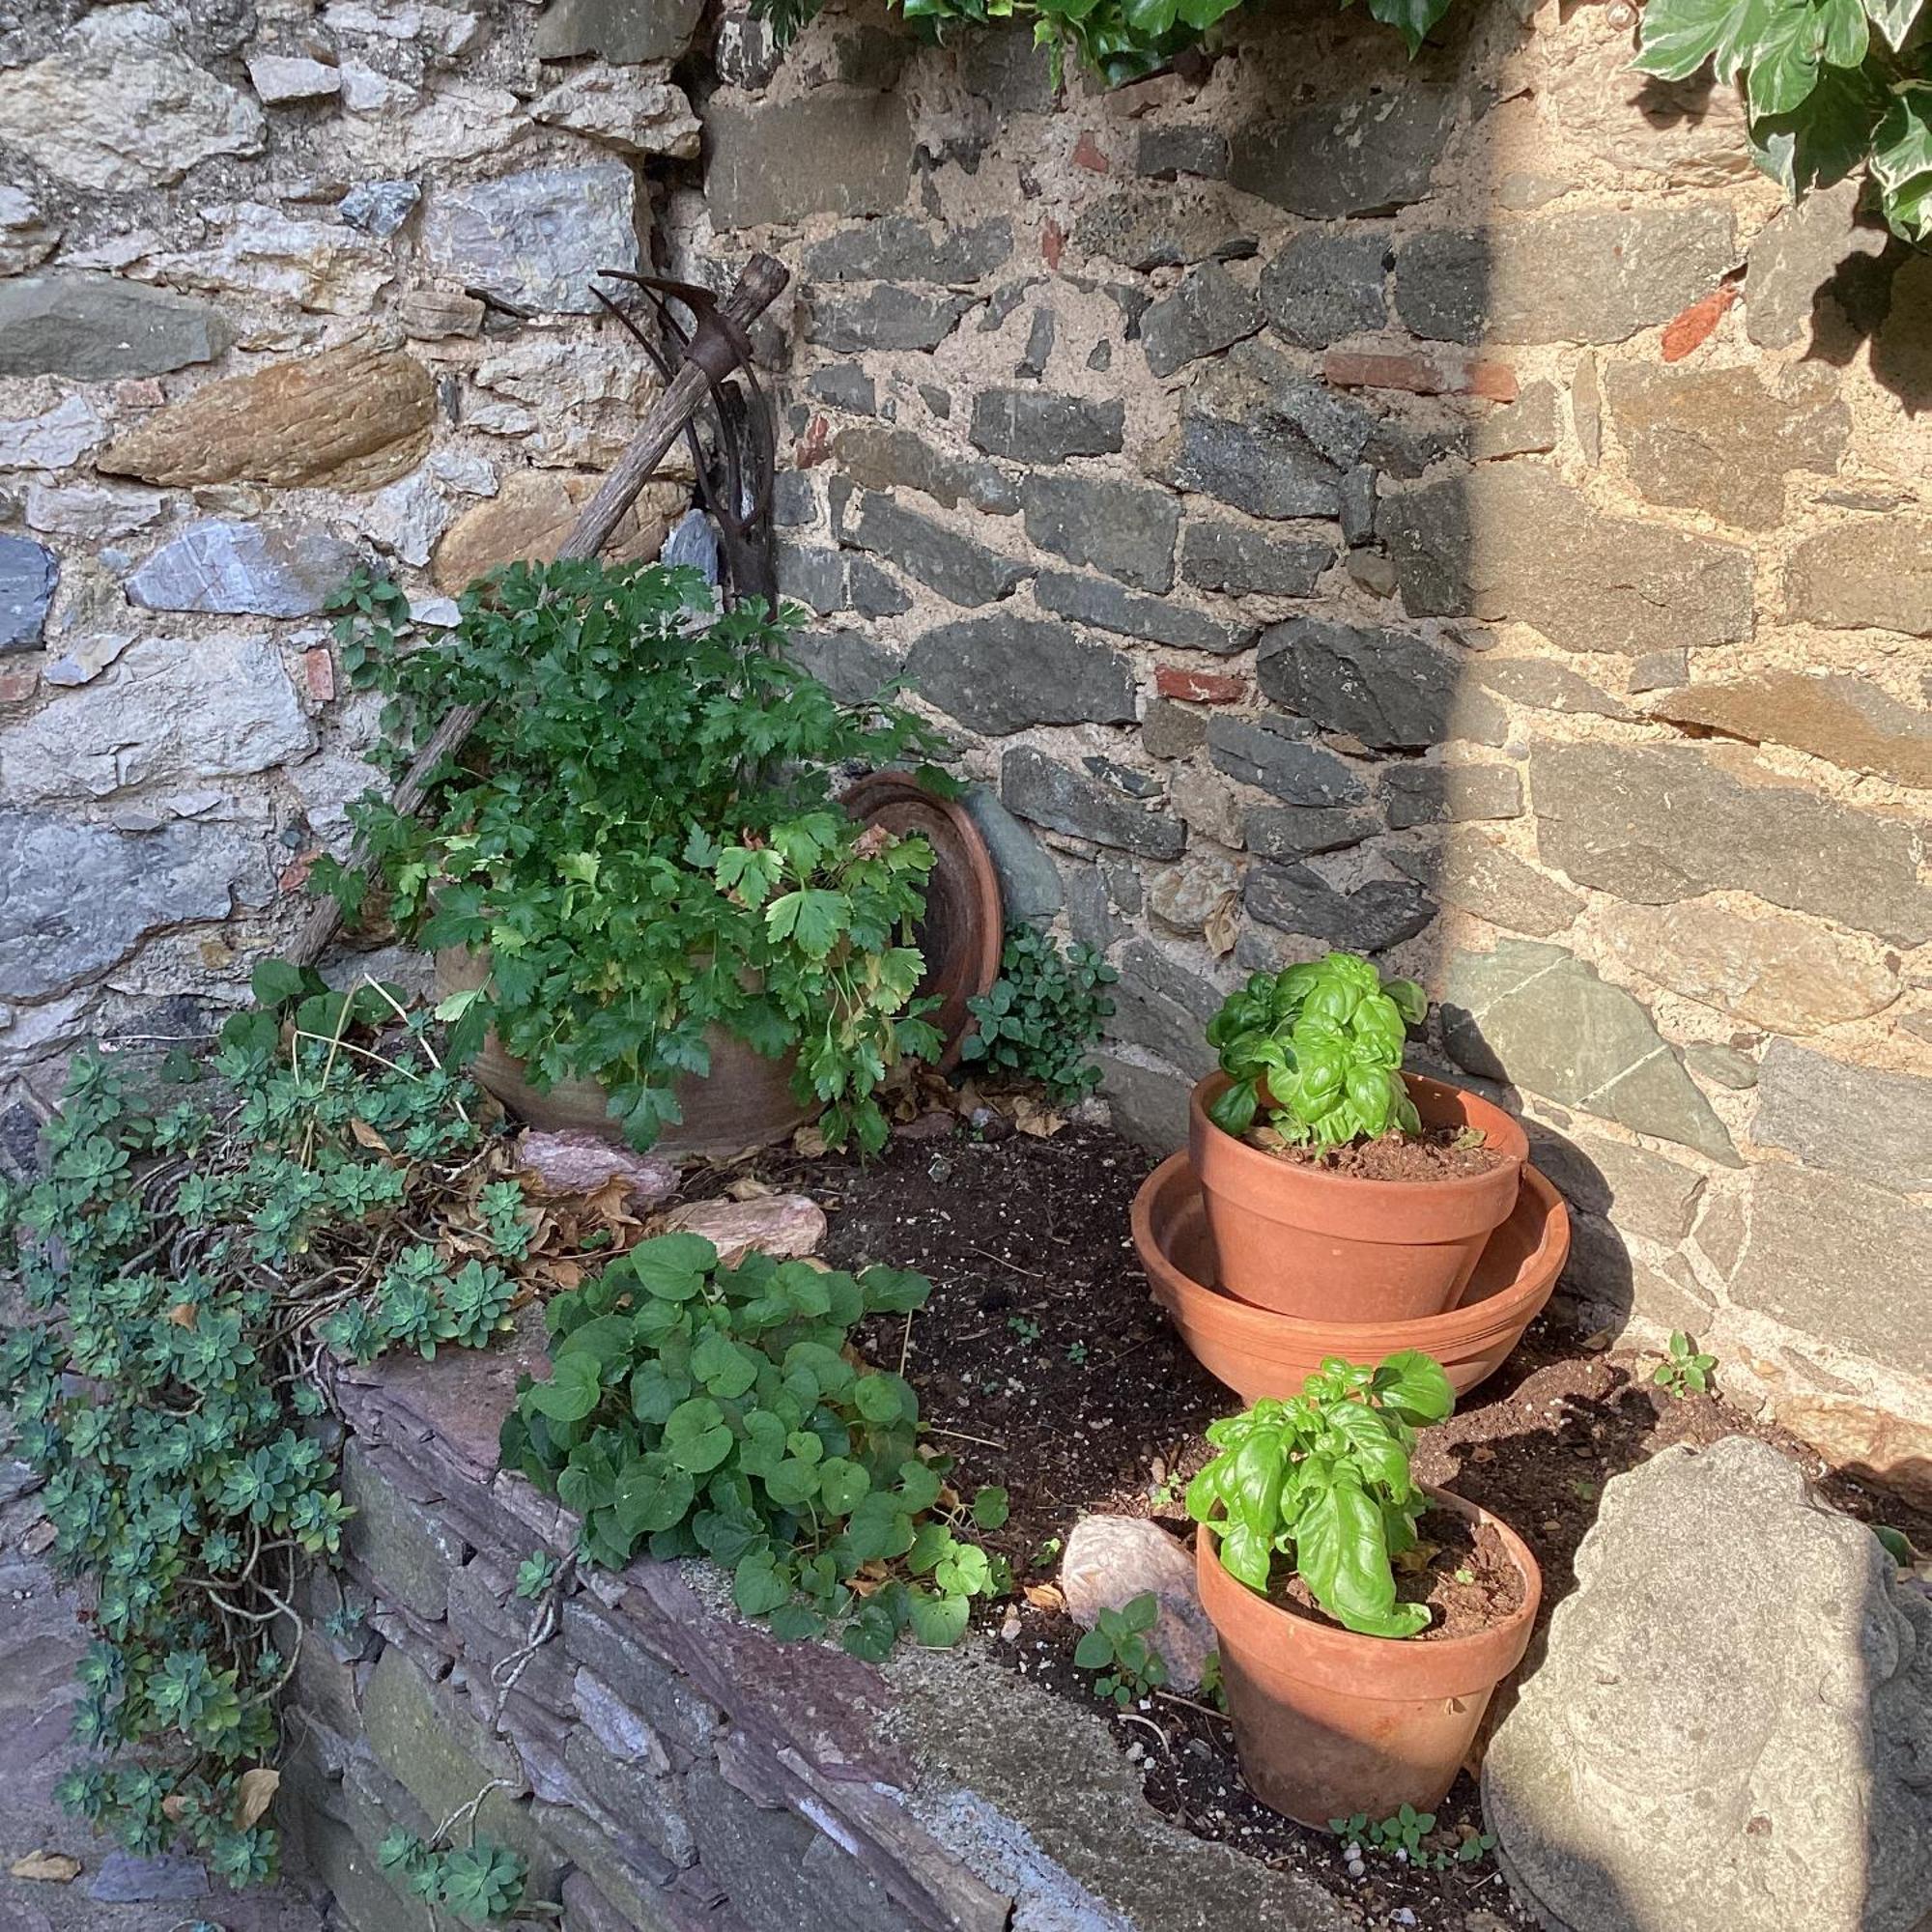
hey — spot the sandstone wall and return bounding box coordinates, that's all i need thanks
[0,0,1926,1491]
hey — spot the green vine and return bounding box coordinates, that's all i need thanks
[319,561,950,1157]
[0,977,530,1887]
[753,0,1932,240]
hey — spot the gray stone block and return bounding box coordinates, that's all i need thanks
[1256,617,1505,750]
[839,490,1025,608]
[706,94,913,229]
[0,271,230,379]
[960,784,1063,921]
[1245,865,1436,953]
[1035,568,1255,655]
[1179,519,1333,597]
[807,286,976,354]
[1138,262,1264,378]
[1001,747,1185,859]
[342,1441,469,1622]
[1392,207,1739,345]
[968,388,1123,463]
[1380,761,1522,828]
[1259,230,1391,348]
[1206,715,1366,806]
[1441,938,1739,1164]
[1020,471,1179,592]
[905,612,1133,734]
[1230,88,1457,217]
[0,532,56,648]
[1533,740,1929,946]
[806,215,1012,284]
[1752,1040,1932,1194]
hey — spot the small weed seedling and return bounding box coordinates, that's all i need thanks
[1065,1339,1089,1365]
[1008,1314,1041,1345]
[1074,1591,1169,1707]
[378,1832,529,1923]
[514,1550,560,1600]
[1654,1330,1717,1398]
[1331,1806,1495,1872]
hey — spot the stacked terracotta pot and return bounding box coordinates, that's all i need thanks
[1132,1069,1570,1405]
[1132,1066,1572,1831]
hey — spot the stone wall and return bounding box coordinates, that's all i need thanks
[288,1317,1347,1931]
[0,0,1926,1490]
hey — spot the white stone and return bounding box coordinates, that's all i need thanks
[330,78,523,168]
[659,1195,828,1267]
[323,0,483,54]
[0,8,265,191]
[528,65,700,159]
[0,635,313,803]
[0,185,58,277]
[247,54,343,103]
[43,634,134,689]
[1060,1515,1214,1693]
[354,472,454,567]
[0,396,104,470]
[421,164,641,315]
[337,60,417,114]
[428,448,498,497]
[516,1129,680,1210]
[26,483,165,541]
[142,204,394,315]
[1485,1437,1932,1932]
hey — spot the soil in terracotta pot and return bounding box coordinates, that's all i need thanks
[1251,1121,1511,1182]
[1274,1510,1528,1639]
[699,1116,1932,1932]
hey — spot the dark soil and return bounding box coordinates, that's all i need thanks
[737,1112,1932,1932]
[1258,1124,1508,1182]
[1277,1513,1527,1641]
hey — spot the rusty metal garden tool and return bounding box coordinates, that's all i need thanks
[286,250,790,969]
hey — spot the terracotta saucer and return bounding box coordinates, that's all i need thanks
[1133,1152,1570,1403]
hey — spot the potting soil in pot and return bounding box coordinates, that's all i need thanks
[1274,1509,1528,1638]
[1249,1124,1512,1183]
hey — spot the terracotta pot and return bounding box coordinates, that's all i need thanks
[432,949,813,1160]
[1189,1071,1528,1320]
[1134,1151,1567,1404]
[840,772,1003,1071]
[1197,1492,1541,1827]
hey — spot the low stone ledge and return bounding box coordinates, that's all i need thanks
[293,1329,1345,1931]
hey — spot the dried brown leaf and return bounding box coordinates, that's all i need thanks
[1203,894,1240,959]
[348,1118,392,1153]
[165,1302,197,1329]
[1023,1583,1065,1612]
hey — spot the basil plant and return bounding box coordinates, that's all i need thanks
[1204,950,1427,1147]
[1187,1352,1455,1638]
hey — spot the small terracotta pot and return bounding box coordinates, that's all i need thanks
[433,949,814,1160]
[1134,1152,1567,1404]
[1197,1493,1541,1827]
[1190,1071,1528,1320]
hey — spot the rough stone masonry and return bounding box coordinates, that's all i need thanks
[0,0,1926,1557]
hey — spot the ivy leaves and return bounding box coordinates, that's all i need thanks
[1187,1353,1455,1639]
[325,561,951,1158]
[501,1234,1011,1659]
[1636,0,1932,232]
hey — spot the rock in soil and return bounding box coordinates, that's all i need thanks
[661,1192,827,1265]
[1061,1514,1215,1692]
[516,1128,679,1209]
[1482,1435,1932,1932]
